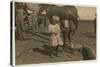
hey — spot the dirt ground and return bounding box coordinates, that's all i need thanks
[15,21,96,65]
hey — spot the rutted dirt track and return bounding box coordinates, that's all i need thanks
[15,21,96,65]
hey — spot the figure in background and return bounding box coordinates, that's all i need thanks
[60,15,78,53]
[32,11,38,32]
[68,15,77,51]
[15,6,25,40]
[60,18,70,50]
[38,11,47,27]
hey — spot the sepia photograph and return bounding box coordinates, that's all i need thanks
[12,1,96,65]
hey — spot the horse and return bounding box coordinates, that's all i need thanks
[38,4,79,48]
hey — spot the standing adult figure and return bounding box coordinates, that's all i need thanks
[15,4,26,40]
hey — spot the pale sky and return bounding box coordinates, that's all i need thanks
[76,6,96,20]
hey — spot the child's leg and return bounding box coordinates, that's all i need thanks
[50,46,59,57]
[50,36,59,57]
[58,45,64,53]
[55,46,59,57]
[57,36,64,52]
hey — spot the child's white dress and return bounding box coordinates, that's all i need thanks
[48,24,63,47]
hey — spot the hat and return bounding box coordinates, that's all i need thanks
[52,15,60,21]
[27,10,32,14]
[41,11,46,15]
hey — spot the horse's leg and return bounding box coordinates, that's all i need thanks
[37,17,42,27]
[71,30,76,40]
[37,19,40,27]
[62,32,66,49]
[44,19,46,27]
[68,30,71,44]
[68,30,74,48]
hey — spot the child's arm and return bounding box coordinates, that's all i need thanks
[57,24,61,33]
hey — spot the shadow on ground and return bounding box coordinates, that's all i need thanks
[33,45,53,57]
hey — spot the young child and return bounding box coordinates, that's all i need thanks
[48,15,63,57]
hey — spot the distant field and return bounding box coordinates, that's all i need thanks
[77,20,95,33]
[78,20,94,23]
